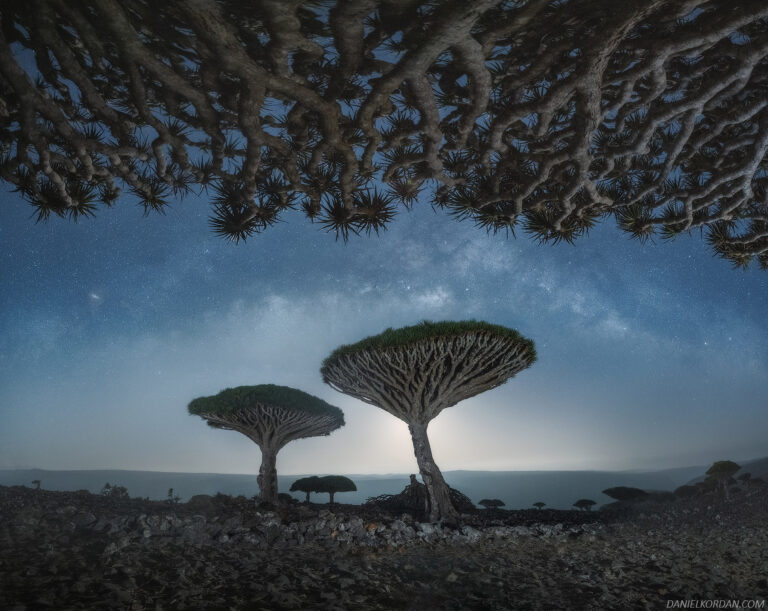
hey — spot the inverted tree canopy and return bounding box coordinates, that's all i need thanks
[2,1,768,267]
[188,384,344,424]
[321,320,537,421]
[323,320,536,366]
[705,460,741,478]
[290,476,321,490]
[315,475,357,493]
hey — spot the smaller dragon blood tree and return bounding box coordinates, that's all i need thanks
[705,460,741,498]
[321,320,536,522]
[316,475,357,504]
[602,487,649,502]
[479,499,505,510]
[290,476,322,503]
[188,385,344,504]
[573,499,597,512]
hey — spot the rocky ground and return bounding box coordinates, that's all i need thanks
[1,485,767,610]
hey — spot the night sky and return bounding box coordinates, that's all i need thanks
[1,186,766,476]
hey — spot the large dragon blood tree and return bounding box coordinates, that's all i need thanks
[321,321,536,522]
[2,0,768,267]
[188,385,344,504]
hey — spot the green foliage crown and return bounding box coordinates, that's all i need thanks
[188,384,344,424]
[323,320,536,367]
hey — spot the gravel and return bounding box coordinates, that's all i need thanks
[1,485,766,609]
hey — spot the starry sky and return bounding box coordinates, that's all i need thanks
[1,185,766,476]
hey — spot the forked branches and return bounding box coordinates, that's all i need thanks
[1,0,767,266]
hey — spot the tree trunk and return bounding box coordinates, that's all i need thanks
[305,491,310,503]
[257,445,278,504]
[721,478,730,500]
[329,491,335,504]
[408,422,458,523]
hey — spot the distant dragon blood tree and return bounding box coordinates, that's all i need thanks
[188,385,344,504]
[321,320,536,522]
[479,498,505,509]
[288,474,357,503]
[316,475,357,504]
[602,486,649,502]
[1,1,768,267]
[573,499,597,511]
[705,460,741,498]
[290,476,321,503]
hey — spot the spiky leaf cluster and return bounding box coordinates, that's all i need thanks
[1,0,767,265]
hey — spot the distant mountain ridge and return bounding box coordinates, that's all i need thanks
[738,457,768,479]
[1,461,746,510]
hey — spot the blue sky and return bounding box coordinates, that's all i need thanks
[1,186,766,475]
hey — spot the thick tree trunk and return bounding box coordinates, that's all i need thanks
[408,422,458,523]
[257,445,278,504]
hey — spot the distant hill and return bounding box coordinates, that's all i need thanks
[0,463,736,510]
[628,464,708,486]
[736,457,768,480]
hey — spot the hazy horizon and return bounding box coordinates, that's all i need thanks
[2,458,761,476]
[0,463,730,509]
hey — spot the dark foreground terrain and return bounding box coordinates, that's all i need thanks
[1,485,766,610]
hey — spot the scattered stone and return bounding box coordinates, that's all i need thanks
[1,484,767,609]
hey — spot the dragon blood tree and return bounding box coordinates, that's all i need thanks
[290,476,321,504]
[188,385,344,504]
[4,1,768,267]
[705,460,741,498]
[321,321,536,522]
[316,475,357,505]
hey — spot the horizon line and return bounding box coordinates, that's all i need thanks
[2,463,746,476]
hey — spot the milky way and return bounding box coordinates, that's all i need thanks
[1,187,766,474]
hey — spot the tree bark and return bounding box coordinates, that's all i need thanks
[257,445,278,504]
[305,491,310,503]
[408,422,458,522]
[329,491,335,504]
